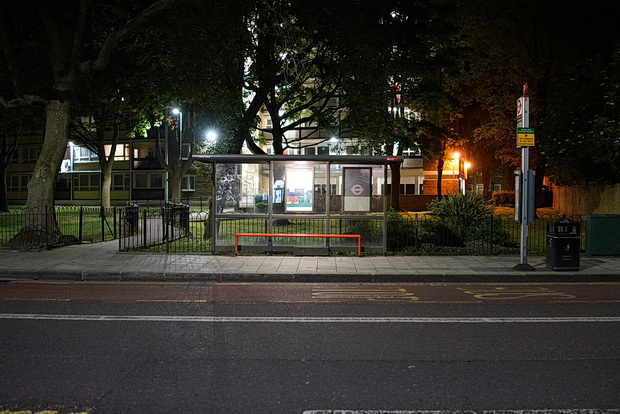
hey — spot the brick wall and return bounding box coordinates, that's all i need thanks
[397,195,441,211]
[422,179,460,196]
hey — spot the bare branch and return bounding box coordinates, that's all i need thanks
[0,95,49,109]
[79,0,177,74]
[0,13,26,96]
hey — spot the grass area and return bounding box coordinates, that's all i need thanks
[1,207,117,246]
[4,204,582,255]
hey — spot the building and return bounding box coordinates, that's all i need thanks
[5,112,199,206]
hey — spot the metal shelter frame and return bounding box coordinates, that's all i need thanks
[193,154,403,255]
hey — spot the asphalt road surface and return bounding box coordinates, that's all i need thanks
[1,280,619,414]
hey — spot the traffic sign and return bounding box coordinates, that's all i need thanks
[517,127,535,146]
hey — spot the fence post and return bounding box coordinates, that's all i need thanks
[118,208,122,251]
[143,209,147,248]
[100,206,105,242]
[79,207,84,243]
[489,215,494,255]
[165,205,170,253]
[113,207,117,239]
[414,214,419,252]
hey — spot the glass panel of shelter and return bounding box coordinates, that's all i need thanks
[212,159,389,252]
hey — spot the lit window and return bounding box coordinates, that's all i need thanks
[104,144,130,161]
[74,146,98,162]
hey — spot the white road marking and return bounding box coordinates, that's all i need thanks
[303,410,620,414]
[1,314,619,323]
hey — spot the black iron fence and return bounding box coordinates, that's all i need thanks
[2,205,588,255]
[0,206,118,249]
[389,213,587,256]
[116,207,587,255]
[118,203,192,252]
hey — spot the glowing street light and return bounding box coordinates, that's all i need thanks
[206,130,218,143]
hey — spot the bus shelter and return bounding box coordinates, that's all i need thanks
[193,154,403,255]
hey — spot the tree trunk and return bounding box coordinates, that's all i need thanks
[100,170,112,210]
[437,157,444,196]
[25,100,71,228]
[169,169,183,202]
[98,112,119,210]
[0,164,8,212]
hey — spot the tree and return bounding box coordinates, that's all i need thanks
[0,107,44,211]
[227,0,344,155]
[70,66,132,210]
[332,1,438,206]
[0,0,175,235]
[542,48,620,185]
[119,0,250,199]
[435,0,620,196]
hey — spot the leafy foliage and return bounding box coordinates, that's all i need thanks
[386,209,416,250]
[541,48,620,185]
[427,192,495,241]
[436,0,620,189]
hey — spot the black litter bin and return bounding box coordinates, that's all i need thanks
[546,217,580,270]
[125,202,139,235]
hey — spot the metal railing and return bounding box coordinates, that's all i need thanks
[2,206,588,255]
[118,202,192,252]
[0,206,117,249]
[389,213,587,256]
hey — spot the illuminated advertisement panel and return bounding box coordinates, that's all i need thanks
[343,167,371,212]
[285,167,314,211]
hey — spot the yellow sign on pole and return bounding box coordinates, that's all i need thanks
[517,127,535,147]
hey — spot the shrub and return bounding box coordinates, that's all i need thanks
[343,218,381,245]
[386,209,416,250]
[427,192,495,241]
[493,191,515,206]
[420,220,464,247]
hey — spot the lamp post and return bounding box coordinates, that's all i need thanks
[172,107,183,154]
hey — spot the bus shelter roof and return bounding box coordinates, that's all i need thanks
[192,154,403,165]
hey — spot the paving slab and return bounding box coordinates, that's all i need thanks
[1,240,619,283]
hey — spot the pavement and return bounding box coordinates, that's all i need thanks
[1,240,619,283]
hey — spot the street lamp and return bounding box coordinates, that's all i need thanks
[206,130,218,143]
[330,136,341,154]
[171,107,183,140]
[165,107,184,202]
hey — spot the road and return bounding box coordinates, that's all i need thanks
[1,280,619,414]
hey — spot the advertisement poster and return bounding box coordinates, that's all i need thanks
[285,167,314,211]
[343,167,372,212]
